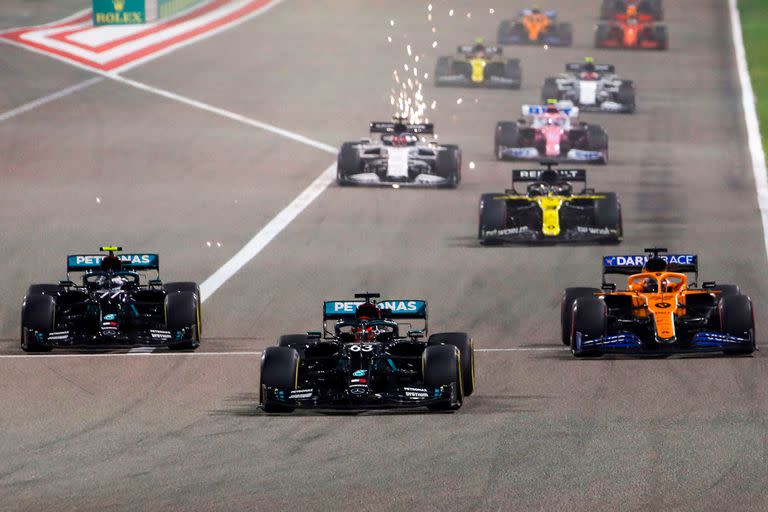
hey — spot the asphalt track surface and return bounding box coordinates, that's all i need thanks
[1,1,767,510]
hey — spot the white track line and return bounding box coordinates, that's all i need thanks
[0,77,102,122]
[108,75,337,154]
[729,0,768,258]
[200,163,336,300]
[0,347,564,360]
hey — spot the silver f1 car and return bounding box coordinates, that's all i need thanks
[542,60,636,113]
[337,119,462,188]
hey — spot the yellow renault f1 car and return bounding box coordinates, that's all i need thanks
[562,248,756,357]
[478,162,622,244]
[435,41,521,89]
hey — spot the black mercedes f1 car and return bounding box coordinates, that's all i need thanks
[260,293,474,412]
[20,247,201,351]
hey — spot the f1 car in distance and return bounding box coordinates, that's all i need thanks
[495,100,609,164]
[497,8,572,47]
[20,247,201,352]
[600,0,663,21]
[260,293,474,412]
[434,40,521,89]
[541,59,636,113]
[479,162,622,244]
[595,4,668,50]
[337,118,462,188]
[562,248,756,357]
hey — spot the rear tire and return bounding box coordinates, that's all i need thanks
[557,23,573,47]
[653,26,668,50]
[594,192,621,242]
[479,193,507,243]
[20,294,55,352]
[504,59,522,89]
[337,142,361,185]
[720,295,756,355]
[571,297,607,357]
[166,291,200,350]
[423,344,463,411]
[586,125,609,163]
[497,20,513,43]
[434,56,453,86]
[436,146,461,188]
[428,332,474,396]
[495,122,519,160]
[617,82,636,113]
[260,346,299,412]
[595,24,612,48]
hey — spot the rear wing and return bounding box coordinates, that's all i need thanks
[519,9,556,18]
[512,169,586,183]
[457,45,502,56]
[602,254,698,276]
[369,122,434,135]
[522,103,579,117]
[565,62,615,73]
[323,300,427,321]
[67,253,159,272]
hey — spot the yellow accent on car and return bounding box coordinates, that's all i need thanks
[491,194,606,237]
[470,58,486,83]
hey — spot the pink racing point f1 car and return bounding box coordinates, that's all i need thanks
[495,101,608,164]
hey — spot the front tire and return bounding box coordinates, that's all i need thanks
[571,297,607,357]
[561,288,601,345]
[20,294,55,352]
[479,193,507,243]
[166,291,200,350]
[260,346,300,413]
[720,295,756,355]
[423,344,463,411]
[428,332,475,396]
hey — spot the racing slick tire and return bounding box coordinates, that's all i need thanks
[26,284,60,297]
[479,193,507,244]
[594,192,622,243]
[556,23,573,47]
[561,288,601,345]
[434,56,454,86]
[647,0,664,20]
[422,344,463,411]
[20,294,55,352]
[541,78,561,103]
[496,20,515,44]
[571,297,607,357]
[495,122,520,160]
[337,142,361,185]
[586,125,609,164]
[652,25,668,50]
[504,59,522,89]
[166,291,200,350]
[720,295,756,355]
[594,24,612,48]
[617,81,636,113]
[428,332,475,397]
[435,146,461,188]
[260,346,299,413]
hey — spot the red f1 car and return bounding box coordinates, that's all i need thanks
[595,5,667,50]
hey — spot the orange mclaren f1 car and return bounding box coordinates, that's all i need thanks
[595,5,668,50]
[497,7,572,47]
[562,248,756,357]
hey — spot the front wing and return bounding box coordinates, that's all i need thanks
[341,172,451,187]
[498,146,607,164]
[573,332,755,355]
[435,74,520,88]
[480,225,620,244]
[262,383,459,410]
[25,326,196,349]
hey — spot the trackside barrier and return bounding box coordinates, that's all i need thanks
[93,0,205,26]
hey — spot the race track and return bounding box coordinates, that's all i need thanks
[1,1,767,510]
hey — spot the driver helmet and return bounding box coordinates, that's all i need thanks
[355,301,380,321]
[101,255,122,272]
[641,277,658,293]
[627,4,638,17]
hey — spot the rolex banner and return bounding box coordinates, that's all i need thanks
[93,0,148,25]
[93,0,204,25]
